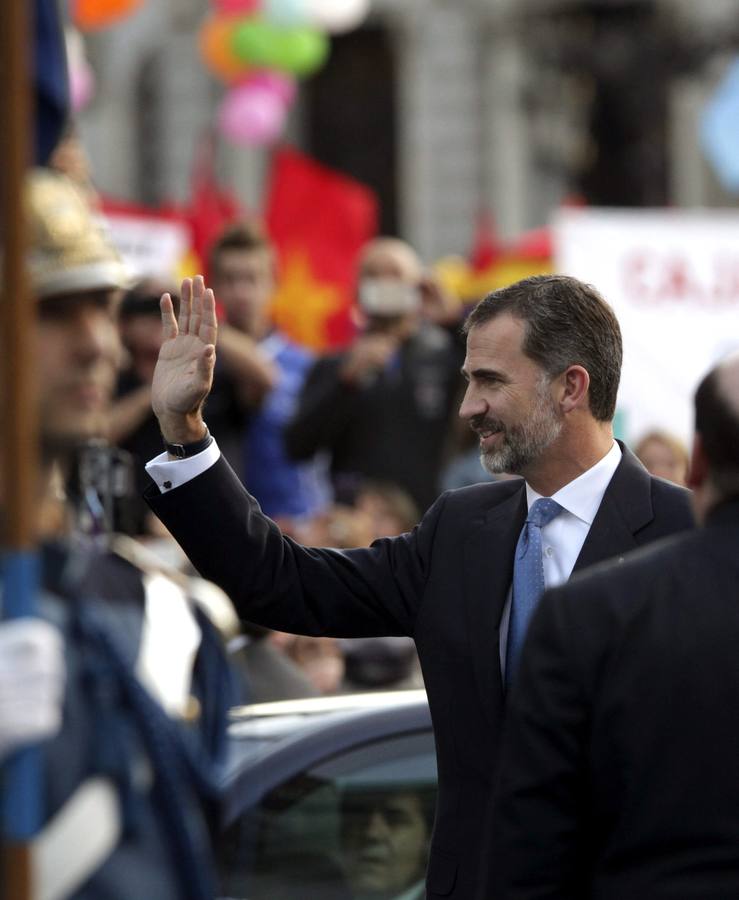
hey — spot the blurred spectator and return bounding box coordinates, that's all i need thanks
[48,124,100,208]
[340,787,433,900]
[210,222,331,518]
[354,481,420,540]
[109,279,248,532]
[285,237,464,514]
[229,623,318,704]
[278,634,346,695]
[345,481,423,693]
[634,428,689,485]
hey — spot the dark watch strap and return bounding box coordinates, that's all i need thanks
[163,425,213,459]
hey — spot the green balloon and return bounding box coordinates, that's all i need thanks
[232,19,329,77]
[232,20,279,67]
[278,29,329,77]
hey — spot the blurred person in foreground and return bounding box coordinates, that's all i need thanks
[489,354,739,900]
[634,427,689,486]
[209,222,331,518]
[144,273,694,899]
[285,237,463,513]
[0,169,235,899]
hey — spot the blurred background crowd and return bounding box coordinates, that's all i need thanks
[34,0,739,708]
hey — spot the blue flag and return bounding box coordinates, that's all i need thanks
[34,0,70,164]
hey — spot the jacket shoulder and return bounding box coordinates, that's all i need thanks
[428,478,523,519]
[648,475,695,529]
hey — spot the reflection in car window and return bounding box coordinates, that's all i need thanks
[218,731,437,900]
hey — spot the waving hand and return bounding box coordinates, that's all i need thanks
[152,275,217,444]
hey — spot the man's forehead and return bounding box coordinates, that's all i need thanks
[217,247,270,269]
[465,313,526,355]
[360,243,420,282]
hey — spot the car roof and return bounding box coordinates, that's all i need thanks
[221,689,432,826]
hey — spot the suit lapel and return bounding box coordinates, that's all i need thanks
[574,443,654,572]
[464,484,527,723]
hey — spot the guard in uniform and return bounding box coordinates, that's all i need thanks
[0,168,237,899]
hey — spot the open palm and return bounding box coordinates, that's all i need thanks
[152,275,218,422]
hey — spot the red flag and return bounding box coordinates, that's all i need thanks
[265,148,378,351]
[508,226,552,260]
[188,130,242,275]
[469,210,501,272]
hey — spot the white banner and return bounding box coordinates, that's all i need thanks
[554,208,739,447]
[99,210,191,283]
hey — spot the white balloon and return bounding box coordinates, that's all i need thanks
[305,0,371,34]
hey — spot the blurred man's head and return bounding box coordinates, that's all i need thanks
[25,168,128,460]
[689,354,739,521]
[341,788,432,900]
[208,221,275,338]
[635,429,689,486]
[357,238,423,338]
[119,279,179,385]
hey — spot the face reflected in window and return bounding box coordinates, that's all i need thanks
[341,790,430,899]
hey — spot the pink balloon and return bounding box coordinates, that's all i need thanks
[218,83,287,145]
[213,0,261,13]
[245,70,296,105]
[69,60,95,112]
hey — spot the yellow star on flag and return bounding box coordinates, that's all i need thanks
[269,250,345,352]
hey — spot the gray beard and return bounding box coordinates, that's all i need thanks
[480,385,563,476]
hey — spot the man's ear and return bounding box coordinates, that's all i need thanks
[687,433,708,490]
[558,365,590,414]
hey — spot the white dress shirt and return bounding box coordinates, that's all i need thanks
[498,440,622,677]
[146,439,221,493]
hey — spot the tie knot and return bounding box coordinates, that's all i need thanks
[527,497,563,528]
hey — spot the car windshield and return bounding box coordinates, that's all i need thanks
[218,730,437,900]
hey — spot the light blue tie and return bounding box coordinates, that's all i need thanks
[506,497,563,686]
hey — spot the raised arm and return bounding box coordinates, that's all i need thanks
[151,275,217,446]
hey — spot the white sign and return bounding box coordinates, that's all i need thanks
[99,210,191,283]
[554,207,739,447]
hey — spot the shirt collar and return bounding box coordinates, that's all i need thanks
[525,440,622,525]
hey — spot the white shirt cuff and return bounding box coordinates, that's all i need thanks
[145,438,222,494]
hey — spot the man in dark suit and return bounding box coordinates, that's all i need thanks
[489,354,739,900]
[144,273,694,899]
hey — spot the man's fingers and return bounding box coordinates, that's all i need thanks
[198,344,216,380]
[179,277,192,334]
[160,293,178,341]
[190,276,204,336]
[201,288,218,345]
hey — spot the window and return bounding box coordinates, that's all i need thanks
[218,730,437,900]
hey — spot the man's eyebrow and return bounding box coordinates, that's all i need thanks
[461,366,508,382]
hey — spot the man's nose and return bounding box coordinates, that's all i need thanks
[365,811,390,840]
[71,309,116,361]
[459,384,484,421]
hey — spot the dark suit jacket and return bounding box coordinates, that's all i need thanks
[490,500,739,900]
[146,444,694,899]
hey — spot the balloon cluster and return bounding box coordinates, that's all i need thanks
[199,0,370,146]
